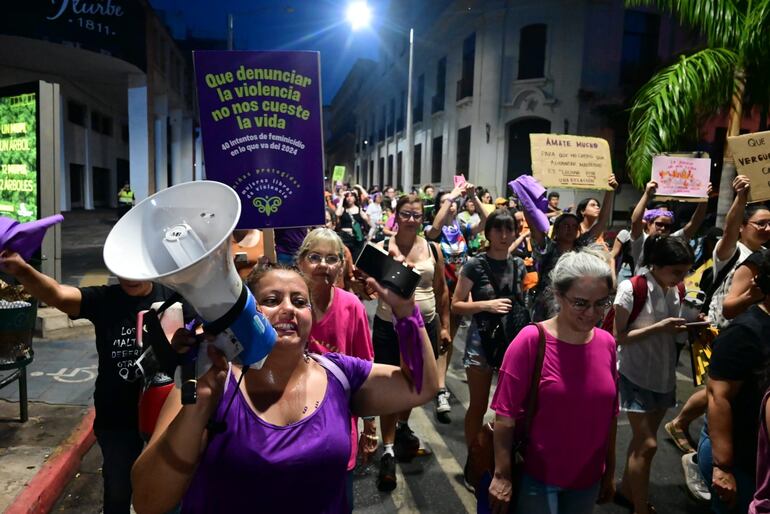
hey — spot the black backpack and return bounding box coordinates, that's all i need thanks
[699,250,740,314]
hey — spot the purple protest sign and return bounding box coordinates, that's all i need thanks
[193,51,325,229]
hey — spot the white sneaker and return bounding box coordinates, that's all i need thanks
[436,390,451,413]
[682,452,711,503]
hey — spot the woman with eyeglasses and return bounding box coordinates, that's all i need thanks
[296,228,376,509]
[520,174,618,322]
[371,194,452,492]
[131,265,439,513]
[488,247,618,513]
[613,235,694,514]
[336,190,371,260]
[628,180,709,275]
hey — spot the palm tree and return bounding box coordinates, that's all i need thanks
[626,0,770,226]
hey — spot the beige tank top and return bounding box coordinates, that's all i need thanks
[376,240,437,323]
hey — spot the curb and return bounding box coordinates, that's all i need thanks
[5,407,96,514]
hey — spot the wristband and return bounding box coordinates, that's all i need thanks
[392,304,425,394]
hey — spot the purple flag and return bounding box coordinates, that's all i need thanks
[194,51,325,229]
[0,214,63,260]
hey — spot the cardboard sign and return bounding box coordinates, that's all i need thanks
[332,165,345,183]
[728,130,770,203]
[651,156,710,201]
[194,51,325,228]
[529,134,612,190]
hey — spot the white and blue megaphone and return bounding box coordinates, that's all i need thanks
[103,181,276,374]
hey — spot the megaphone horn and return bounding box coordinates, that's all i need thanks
[103,180,276,369]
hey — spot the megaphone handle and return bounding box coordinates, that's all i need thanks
[180,356,198,405]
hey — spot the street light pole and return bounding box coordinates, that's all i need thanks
[404,27,414,193]
[227,13,234,50]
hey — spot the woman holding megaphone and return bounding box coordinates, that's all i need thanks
[131,264,438,514]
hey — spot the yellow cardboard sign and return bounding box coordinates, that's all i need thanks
[332,165,345,183]
[529,134,612,190]
[727,130,770,203]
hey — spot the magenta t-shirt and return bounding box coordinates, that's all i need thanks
[308,287,373,470]
[491,324,618,489]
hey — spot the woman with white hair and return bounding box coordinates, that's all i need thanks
[488,247,618,513]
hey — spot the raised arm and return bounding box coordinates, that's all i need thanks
[424,186,463,240]
[351,279,439,416]
[631,181,657,240]
[465,184,489,237]
[681,183,712,240]
[0,250,82,316]
[715,175,750,262]
[585,174,619,242]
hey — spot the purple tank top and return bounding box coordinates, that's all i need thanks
[181,353,372,514]
[751,389,770,513]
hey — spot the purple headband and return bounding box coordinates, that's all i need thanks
[643,209,674,223]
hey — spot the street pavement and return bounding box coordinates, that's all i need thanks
[0,208,714,513]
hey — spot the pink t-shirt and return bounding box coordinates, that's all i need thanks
[490,324,618,489]
[308,287,373,470]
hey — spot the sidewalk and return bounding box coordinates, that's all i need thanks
[0,208,114,514]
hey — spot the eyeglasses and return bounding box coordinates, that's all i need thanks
[748,220,770,230]
[653,221,673,229]
[305,252,341,266]
[398,210,424,221]
[562,294,612,312]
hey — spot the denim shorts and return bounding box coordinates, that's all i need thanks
[618,373,676,413]
[515,473,600,514]
[462,318,490,370]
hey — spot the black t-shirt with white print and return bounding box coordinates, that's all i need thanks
[74,283,181,431]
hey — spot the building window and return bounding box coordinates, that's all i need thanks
[414,143,422,182]
[620,11,660,85]
[387,154,394,186]
[370,159,375,187]
[457,126,471,175]
[518,24,547,80]
[379,156,385,187]
[397,151,403,190]
[397,90,405,133]
[414,74,424,123]
[432,57,446,114]
[121,123,129,143]
[68,100,86,126]
[91,111,113,136]
[431,136,443,183]
[457,33,475,101]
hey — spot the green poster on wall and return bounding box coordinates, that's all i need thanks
[0,92,37,222]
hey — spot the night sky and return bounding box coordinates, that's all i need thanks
[149,0,390,103]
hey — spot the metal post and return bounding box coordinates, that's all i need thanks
[404,28,414,192]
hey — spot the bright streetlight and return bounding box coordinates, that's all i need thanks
[346,1,372,31]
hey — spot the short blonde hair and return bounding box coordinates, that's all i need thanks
[297,228,345,260]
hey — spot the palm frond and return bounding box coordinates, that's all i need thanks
[742,0,770,63]
[625,0,745,48]
[627,48,738,188]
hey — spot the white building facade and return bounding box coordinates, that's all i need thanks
[347,0,693,204]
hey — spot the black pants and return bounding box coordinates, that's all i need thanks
[94,428,144,514]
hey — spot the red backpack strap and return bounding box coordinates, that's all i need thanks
[628,275,649,327]
[677,282,686,301]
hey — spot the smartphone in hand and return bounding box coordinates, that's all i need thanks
[355,243,421,298]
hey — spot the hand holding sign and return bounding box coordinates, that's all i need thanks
[728,131,770,203]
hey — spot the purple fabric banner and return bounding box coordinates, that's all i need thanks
[194,51,325,229]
